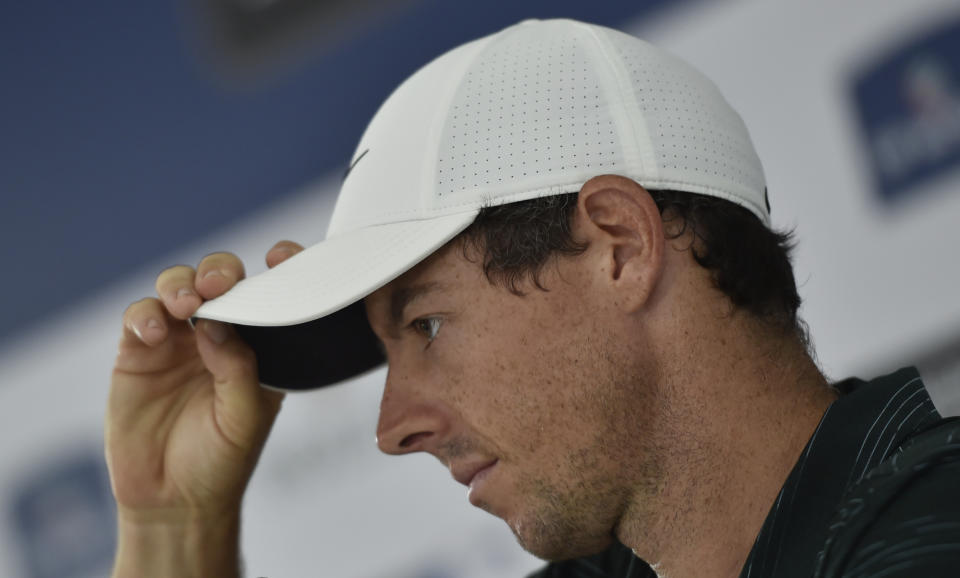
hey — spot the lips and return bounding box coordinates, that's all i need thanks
[451,459,498,487]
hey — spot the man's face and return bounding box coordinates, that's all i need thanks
[365,239,663,560]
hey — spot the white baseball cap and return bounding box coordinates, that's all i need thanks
[194,18,768,390]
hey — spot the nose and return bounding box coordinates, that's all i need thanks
[376,368,451,456]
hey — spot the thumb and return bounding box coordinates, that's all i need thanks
[195,320,283,448]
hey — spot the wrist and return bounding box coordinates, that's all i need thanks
[112,507,242,578]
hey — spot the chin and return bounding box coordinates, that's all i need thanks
[506,510,616,561]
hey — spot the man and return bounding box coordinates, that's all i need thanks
[107,19,960,577]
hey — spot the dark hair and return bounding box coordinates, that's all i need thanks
[458,190,807,341]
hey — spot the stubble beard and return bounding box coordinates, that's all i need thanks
[510,346,665,561]
[505,472,629,561]
[500,393,665,563]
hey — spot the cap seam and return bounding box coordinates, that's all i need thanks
[425,32,500,211]
[581,23,656,182]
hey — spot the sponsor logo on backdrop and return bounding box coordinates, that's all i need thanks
[9,450,115,578]
[852,13,960,202]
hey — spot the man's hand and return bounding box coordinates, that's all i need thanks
[106,241,304,578]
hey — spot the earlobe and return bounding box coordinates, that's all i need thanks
[576,175,665,311]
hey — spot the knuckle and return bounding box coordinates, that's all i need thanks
[266,240,304,268]
[123,297,159,320]
[121,299,165,337]
[275,239,304,252]
[155,265,195,292]
[198,252,245,278]
[199,251,240,267]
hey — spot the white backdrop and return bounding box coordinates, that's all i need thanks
[1,0,959,576]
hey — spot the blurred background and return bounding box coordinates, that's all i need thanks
[2,0,960,576]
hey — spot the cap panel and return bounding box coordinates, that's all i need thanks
[600,27,768,221]
[329,37,490,237]
[432,19,629,207]
[196,210,478,327]
[195,19,775,390]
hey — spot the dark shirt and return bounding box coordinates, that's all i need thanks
[529,367,960,577]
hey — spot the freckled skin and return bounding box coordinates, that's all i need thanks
[367,176,834,574]
[367,224,665,560]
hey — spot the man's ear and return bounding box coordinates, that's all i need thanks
[575,175,665,312]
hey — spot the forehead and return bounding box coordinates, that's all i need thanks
[364,240,479,318]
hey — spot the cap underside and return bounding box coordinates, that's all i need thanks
[194,210,479,390]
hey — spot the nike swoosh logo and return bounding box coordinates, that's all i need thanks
[343,148,370,181]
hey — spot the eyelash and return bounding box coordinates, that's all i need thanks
[411,317,442,349]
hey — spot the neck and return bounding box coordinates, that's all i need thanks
[616,322,836,578]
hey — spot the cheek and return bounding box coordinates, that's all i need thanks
[452,308,606,459]
[420,312,544,450]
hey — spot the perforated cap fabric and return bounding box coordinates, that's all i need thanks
[195,19,769,390]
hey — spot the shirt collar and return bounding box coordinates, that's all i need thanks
[740,367,942,578]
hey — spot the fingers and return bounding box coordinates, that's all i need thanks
[117,297,195,376]
[123,243,294,375]
[155,265,202,320]
[265,240,304,269]
[122,298,169,347]
[195,252,246,301]
[195,319,284,447]
[195,320,256,385]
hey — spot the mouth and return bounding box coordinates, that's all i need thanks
[451,459,498,488]
[451,459,498,507]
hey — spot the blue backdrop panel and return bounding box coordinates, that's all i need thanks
[0,0,685,344]
[851,13,960,203]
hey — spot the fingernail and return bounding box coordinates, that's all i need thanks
[134,318,163,344]
[202,269,227,280]
[204,320,230,344]
[130,322,146,342]
[176,287,195,300]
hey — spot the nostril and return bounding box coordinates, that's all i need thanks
[399,431,432,448]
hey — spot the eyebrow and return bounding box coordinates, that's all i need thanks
[390,282,442,327]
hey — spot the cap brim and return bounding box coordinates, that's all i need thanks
[194,210,479,390]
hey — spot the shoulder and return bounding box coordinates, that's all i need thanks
[817,419,960,577]
[845,458,960,576]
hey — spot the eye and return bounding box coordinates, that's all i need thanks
[411,317,442,349]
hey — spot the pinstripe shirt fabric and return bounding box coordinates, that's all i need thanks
[529,367,960,578]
